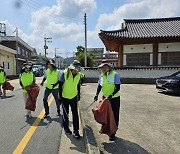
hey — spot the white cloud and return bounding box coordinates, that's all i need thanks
[96,0,180,31]
[2,0,180,57]
[23,0,96,55]
[3,0,95,56]
[57,0,97,18]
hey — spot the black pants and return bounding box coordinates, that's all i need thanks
[43,88,60,115]
[62,96,79,132]
[103,96,120,128]
[110,96,120,128]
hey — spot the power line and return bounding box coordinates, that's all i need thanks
[29,0,80,21]
[22,4,32,22]
[29,0,53,9]
[22,0,80,22]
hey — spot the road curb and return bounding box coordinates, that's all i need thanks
[79,103,100,154]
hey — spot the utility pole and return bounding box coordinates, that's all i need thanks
[44,34,52,57]
[14,27,19,74]
[84,13,87,67]
[54,48,59,66]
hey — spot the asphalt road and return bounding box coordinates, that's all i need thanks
[0,78,63,154]
[80,83,180,154]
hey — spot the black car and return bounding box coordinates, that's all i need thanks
[156,71,180,95]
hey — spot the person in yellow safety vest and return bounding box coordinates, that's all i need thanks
[94,60,121,141]
[72,60,85,85]
[40,60,62,119]
[0,66,6,98]
[19,64,36,118]
[59,63,83,139]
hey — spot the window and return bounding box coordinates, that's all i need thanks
[18,47,21,54]
[126,53,150,66]
[22,49,25,56]
[161,52,180,65]
[25,51,28,57]
[3,62,9,69]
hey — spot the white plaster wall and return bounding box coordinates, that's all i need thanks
[82,69,180,79]
[124,44,152,53]
[159,42,180,52]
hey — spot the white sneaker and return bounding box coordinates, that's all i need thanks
[25,112,32,118]
[25,113,29,117]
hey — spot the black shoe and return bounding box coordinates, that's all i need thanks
[64,128,72,135]
[43,113,49,119]
[73,131,80,139]
[57,109,61,116]
[109,134,116,141]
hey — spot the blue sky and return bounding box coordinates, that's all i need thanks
[1,0,180,58]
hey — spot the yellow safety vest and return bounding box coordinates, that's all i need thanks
[62,69,81,99]
[0,71,5,84]
[20,72,34,93]
[46,69,59,89]
[100,71,120,98]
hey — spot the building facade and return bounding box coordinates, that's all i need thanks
[87,48,119,66]
[0,36,33,74]
[0,44,16,75]
[99,17,180,67]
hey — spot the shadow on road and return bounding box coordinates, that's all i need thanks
[43,115,63,128]
[102,137,150,154]
[23,115,63,128]
[1,95,15,99]
[25,117,48,126]
[64,133,86,153]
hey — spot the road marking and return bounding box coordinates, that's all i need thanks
[12,95,54,154]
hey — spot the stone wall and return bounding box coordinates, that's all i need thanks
[82,67,180,84]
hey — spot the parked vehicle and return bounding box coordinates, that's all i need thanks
[156,71,180,95]
[32,65,44,77]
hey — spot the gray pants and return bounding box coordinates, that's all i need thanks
[43,88,60,115]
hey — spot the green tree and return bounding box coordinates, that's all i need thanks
[75,45,94,67]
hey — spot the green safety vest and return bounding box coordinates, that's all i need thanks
[62,69,81,99]
[80,72,85,78]
[46,69,59,89]
[100,71,120,98]
[20,72,34,93]
[0,71,5,84]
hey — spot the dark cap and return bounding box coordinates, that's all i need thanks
[68,63,83,72]
[22,64,31,69]
[73,60,81,65]
[48,59,56,67]
[98,60,111,68]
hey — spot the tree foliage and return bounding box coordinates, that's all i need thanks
[75,45,94,67]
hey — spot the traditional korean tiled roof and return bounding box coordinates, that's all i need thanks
[99,17,180,39]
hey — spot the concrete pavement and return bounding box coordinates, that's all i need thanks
[59,107,86,154]
[79,83,180,154]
